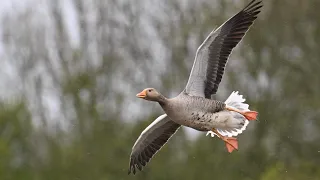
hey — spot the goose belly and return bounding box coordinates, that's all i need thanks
[177,111,234,131]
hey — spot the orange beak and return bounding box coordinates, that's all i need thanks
[136,90,147,98]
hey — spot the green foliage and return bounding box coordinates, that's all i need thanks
[0,101,33,180]
[261,161,320,180]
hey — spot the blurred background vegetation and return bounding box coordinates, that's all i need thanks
[0,0,319,179]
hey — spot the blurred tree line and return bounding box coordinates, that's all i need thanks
[0,0,319,179]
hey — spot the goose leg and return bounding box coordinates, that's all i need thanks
[225,105,258,121]
[211,128,238,153]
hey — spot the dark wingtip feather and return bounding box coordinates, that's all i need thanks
[205,0,263,96]
[244,0,263,10]
[243,0,263,14]
[127,123,180,175]
[128,160,133,175]
[128,157,138,175]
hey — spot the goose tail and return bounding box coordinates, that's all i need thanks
[206,91,251,137]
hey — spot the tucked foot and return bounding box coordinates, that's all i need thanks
[222,137,238,153]
[226,105,258,121]
[243,111,258,121]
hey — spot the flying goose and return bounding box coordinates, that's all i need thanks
[128,0,263,175]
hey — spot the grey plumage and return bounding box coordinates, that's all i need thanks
[128,114,180,175]
[162,93,226,130]
[128,0,263,175]
[185,0,262,98]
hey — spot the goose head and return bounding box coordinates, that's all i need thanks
[136,88,163,102]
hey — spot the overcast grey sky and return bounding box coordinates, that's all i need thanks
[0,0,252,139]
[0,0,77,128]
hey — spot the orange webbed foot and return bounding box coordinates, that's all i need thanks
[243,111,258,121]
[223,137,238,153]
[226,106,258,121]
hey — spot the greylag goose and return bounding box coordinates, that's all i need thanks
[128,0,263,175]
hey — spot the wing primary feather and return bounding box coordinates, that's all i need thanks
[128,115,180,175]
[206,0,263,96]
[184,0,262,98]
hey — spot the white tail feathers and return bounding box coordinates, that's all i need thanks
[206,91,250,138]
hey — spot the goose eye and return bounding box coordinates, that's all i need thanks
[148,89,152,92]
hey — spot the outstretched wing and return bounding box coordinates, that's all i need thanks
[128,114,180,175]
[184,0,263,98]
